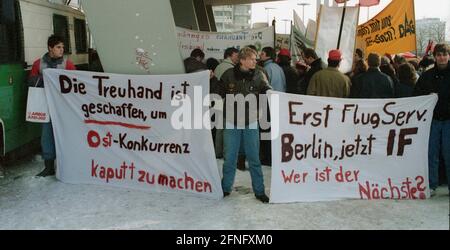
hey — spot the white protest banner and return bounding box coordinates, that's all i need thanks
[43,69,222,199]
[176,26,275,60]
[268,91,437,203]
[315,5,359,73]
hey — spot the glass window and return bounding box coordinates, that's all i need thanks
[74,18,87,53]
[0,0,24,64]
[53,14,71,54]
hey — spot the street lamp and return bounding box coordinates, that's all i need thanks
[297,2,310,22]
[281,19,290,34]
[264,7,276,25]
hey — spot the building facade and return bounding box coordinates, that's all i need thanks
[213,4,252,32]
[416,18,446,56]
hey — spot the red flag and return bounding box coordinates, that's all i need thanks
[335,0,349,3]
[359,0,380,7]
[425,40,435,56]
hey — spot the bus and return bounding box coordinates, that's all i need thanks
[0,0,89,169]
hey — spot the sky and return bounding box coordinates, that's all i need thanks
[251,0,450,39]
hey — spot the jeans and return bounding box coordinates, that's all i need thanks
[216,129,246,158]
[222,122,265,195]
[428,120,450,190]
[215,129,224,158]
[41,122,56,160]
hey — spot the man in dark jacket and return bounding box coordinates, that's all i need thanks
[351,53,394,98]
[217,47,271,203]
[184,48,207,73]
[299,48,324,94]
[413,44,450,196]
[277,49,300,94]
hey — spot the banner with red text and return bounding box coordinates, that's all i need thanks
[268,91,437,203]
[176,26,275,60]
[43,69,222,199]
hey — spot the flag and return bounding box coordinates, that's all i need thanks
[334,0,349,3]
[425,40,435,56]
[356,0,416,55]
[359,0,380,7]
[290,11,314,63]
[293,10,306,35]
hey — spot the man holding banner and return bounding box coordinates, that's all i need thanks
[28,35,76,177]
[217,47,271,203]
[414,44,450,196]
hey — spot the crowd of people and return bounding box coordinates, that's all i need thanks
[29,34,448,203]
[183,43,450,201]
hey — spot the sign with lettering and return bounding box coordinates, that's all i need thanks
[43,69,222,199]
[176,26,275,60]
[268,91,437,203]
[356,0,416,55]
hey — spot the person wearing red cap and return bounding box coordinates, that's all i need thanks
[306,49,351,97]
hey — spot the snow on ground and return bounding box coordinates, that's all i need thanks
[0,155,448,230]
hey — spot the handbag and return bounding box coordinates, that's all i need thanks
[25,77,50,123]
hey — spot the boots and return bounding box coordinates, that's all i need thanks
[36,160,55,177]
[237,155,246,171]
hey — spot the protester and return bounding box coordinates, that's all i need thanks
[418,55,435,75]
[299,48,324,94]
[184,48,207,73]
[349,59,368,97]
[413,44,450,196]
[393,54,407,70]
[213,47,243,168]
[395,63,417,98]
[354,48,364,62]
[260,47,286,92]
[307,49,351,97]
[214,47,239,80]
[351,53,394,98]
[217,47,271,203]
[28,35,76,177]
[206,57,219,72]
[348,48,365,78]
[277,49,300,94]
[380,56,399,93]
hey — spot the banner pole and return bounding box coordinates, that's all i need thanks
[336,1,347,49]
[411,0,418,57]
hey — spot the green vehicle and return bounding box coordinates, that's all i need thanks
[0,0,89,169]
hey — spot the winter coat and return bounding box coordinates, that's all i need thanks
[214,58,235,80]
[217,65,271,127]
[351,68,394,98]
[28,53,76,87]
[307,67,351,98]
[263,59,286,92]
[414,62,450,121]
[299,58,324,94]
